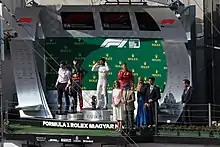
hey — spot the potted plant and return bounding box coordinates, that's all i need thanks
[199,126,210,138]
[158,124,178,136]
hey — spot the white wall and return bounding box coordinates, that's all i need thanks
[2,0,25,110]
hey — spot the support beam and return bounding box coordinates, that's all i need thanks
[0,2,4,147]
[104,0,182,6]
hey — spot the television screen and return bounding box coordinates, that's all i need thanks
[135,12,160,31]
[61,12,95,30]
[100,12,132,30]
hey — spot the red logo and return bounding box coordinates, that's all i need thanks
[18,18,33,23]
[161,19,175,25]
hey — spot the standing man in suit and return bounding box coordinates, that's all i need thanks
[181,79,193,123]
[122,83,135,134]
[144,77,161,128]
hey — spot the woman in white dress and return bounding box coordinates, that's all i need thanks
[112,80,124,131]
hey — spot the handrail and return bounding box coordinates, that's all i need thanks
[104,0,148,5]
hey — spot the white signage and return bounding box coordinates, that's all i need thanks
[48,139,59,142]
[100,39,140,48]
[83,136,94,143]
[36,137,46,142]
[73,136,81,143]
[42,121,117,129]
[60,138,71,143]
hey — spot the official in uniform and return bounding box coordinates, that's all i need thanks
[55,61,71,114]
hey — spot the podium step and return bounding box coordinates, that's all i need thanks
[55,114,67,120]
[67,113,83,121]
[83,109,111,121]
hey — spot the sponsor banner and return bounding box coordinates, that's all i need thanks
[42,120,117,130]
[36,137,46,142]
[47,138,59,142]
[35,136,93,144]
[59,136,93,144]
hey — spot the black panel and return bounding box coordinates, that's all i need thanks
[22,144,40,147]
[213,49,220,120]
[61,12,95,30]
[100,12,132,30]
[135,12,160,31]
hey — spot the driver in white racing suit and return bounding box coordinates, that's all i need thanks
[92,58,110,109]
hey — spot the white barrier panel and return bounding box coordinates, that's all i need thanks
[10,40,52,118]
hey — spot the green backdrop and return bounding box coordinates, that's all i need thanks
[45,37,167,92]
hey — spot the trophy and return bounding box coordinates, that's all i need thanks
[91,95,97,110]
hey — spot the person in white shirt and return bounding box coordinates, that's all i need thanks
[112,80,124,132]
[92,58,110,109]
[55,61,71,114]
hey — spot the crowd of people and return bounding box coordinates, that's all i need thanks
[90,58,161,133]
[112,76,161,133]
[55,57,193,133]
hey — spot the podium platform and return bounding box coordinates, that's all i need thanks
[55,114,67,120]
[54,108,112,121]
[83,108,111,121]
[67,113,83,120]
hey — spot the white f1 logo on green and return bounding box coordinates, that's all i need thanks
[100,39,128,48]
[100,39,140,48]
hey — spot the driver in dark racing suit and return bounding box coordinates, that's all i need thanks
[67,60,84,113]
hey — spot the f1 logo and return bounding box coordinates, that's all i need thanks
[100,39,128,48]
[100,39,141,48]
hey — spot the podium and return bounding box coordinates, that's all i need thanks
[55,114,67,120]
[54,108,112,121]
[83,108,111,121]
[67,113,83,120]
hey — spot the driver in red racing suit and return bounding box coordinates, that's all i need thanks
[118,62,135,90]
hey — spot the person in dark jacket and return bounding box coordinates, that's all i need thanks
[144,77,161,128]
[67,60,84,113]
[181,79,193,123]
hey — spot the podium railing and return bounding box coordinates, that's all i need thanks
[3,100,220,138]
[155,102,220,138]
